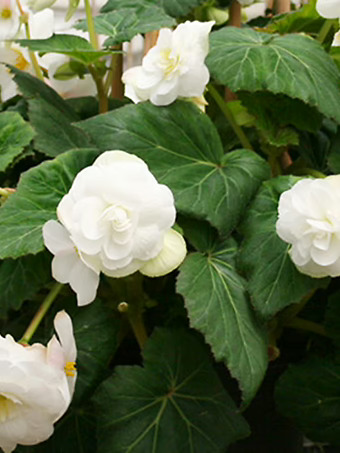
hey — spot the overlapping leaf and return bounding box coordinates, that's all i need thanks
[0,148,100,260]
[77,101,270,235]
[177,237,268,404]
[207,27,340,123]
[17,35,112,65]
[0,111,35,172]
[100,0,206,17]
[0,252,51,316]
[238,176,328,319]
[95,328,249,453]
[275,358,340,446]
[77,6,175,46]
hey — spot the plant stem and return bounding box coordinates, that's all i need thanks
[284,317,329,338]
[84,0,99,50]
[275,0,290,14]
[229,0,241,27]
[106,47,124,99]
[15,0,44,81]
[127,310,148,349]
[208,84,253,150]
[317,19,334,44]
[89,65,108,113]
[20,283,63,344]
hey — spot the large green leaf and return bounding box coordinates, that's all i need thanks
[95,328,249,453]
[17,35,112,65]
[77,101,270,235]
[238,176,328,319]
[325,291,340,346]
[0,148,100,260]
[77,7,175,46]
[0,252,51,316]
[275,357,340,446]
[177,237,268,404]
[207,27,340,123]
[101,0,207,17]
[0,111,35,172]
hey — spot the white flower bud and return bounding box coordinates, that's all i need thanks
[316,0,340,18]
[276,176,340,278]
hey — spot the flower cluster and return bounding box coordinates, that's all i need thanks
[122,20,214,106]
[43,150,187,305]
[276,176,340,278]
[0,311,76,453]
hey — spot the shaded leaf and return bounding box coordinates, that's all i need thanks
[0,252,51,316]
[238,176,328,319]
[207,27,340,123]
[325,291,340,347]
[177,237,268,404]
[17,35,112,65]
[275,357,340,446]
[0,148,100,259]
[77,7,175,46]
[100,0,207,17]
[0,111,35,172]
[77,101,270,235]
[95,328,249,453]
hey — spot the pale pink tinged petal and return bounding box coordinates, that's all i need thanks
[177,65,210,97]
[69,260,100,306]
[46,335,65,371]
[53,311,76,362]
[42,220,73,255]
[316,0,340,18]
[140,228,187,277]
[51,251,79,284]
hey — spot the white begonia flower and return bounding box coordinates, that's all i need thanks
[316,0,340,18]
[122,20,215,106]
[0,46,29,102]
[0,0,20,40]
[276,176,340,278]
[43,219,100,306]
[56,150,186,282]
[0,310,76,453]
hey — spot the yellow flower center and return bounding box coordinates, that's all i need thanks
[0,394,17,422]
[64,361,77,377]
[1,7,12,19]
[13,49,30,71]
[160,49,181,78]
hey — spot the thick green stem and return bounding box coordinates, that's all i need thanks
[127,310,148,349]
[84,0,99,50]
[208,84,254,150]
[89,65,108,113]
[284,317,329,338]
[317,19,334,44]
[20,283,63,344]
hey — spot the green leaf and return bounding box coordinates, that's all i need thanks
[0,111,35,172]
[275,357,340,446]
[238,176,328,319]
[76,7,175,46]
[0,252,51,316]
[177,238,268,404]
[207,27,340,123]
[100,0,207,17]
[0,148,100,260]
[17,35,112,65]
[77,101,270,235]
[66,0,81,21]
[71,301,121,405]
[27,98,92,157]
[95,328,249,453]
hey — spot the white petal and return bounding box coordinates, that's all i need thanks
[69,260,100,306]
[94,150,144,168]
[140,229,187,277]
[51,251,79,284]
[42,220,73,255]
[53,311,76,363]
[316,0,340,18]
[177,65,210,98]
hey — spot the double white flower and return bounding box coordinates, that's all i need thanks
[43,151,187,305]
[0,311,76,453]
[316,0,340,18]
[122,20,214,106]
[276,176,340,278]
